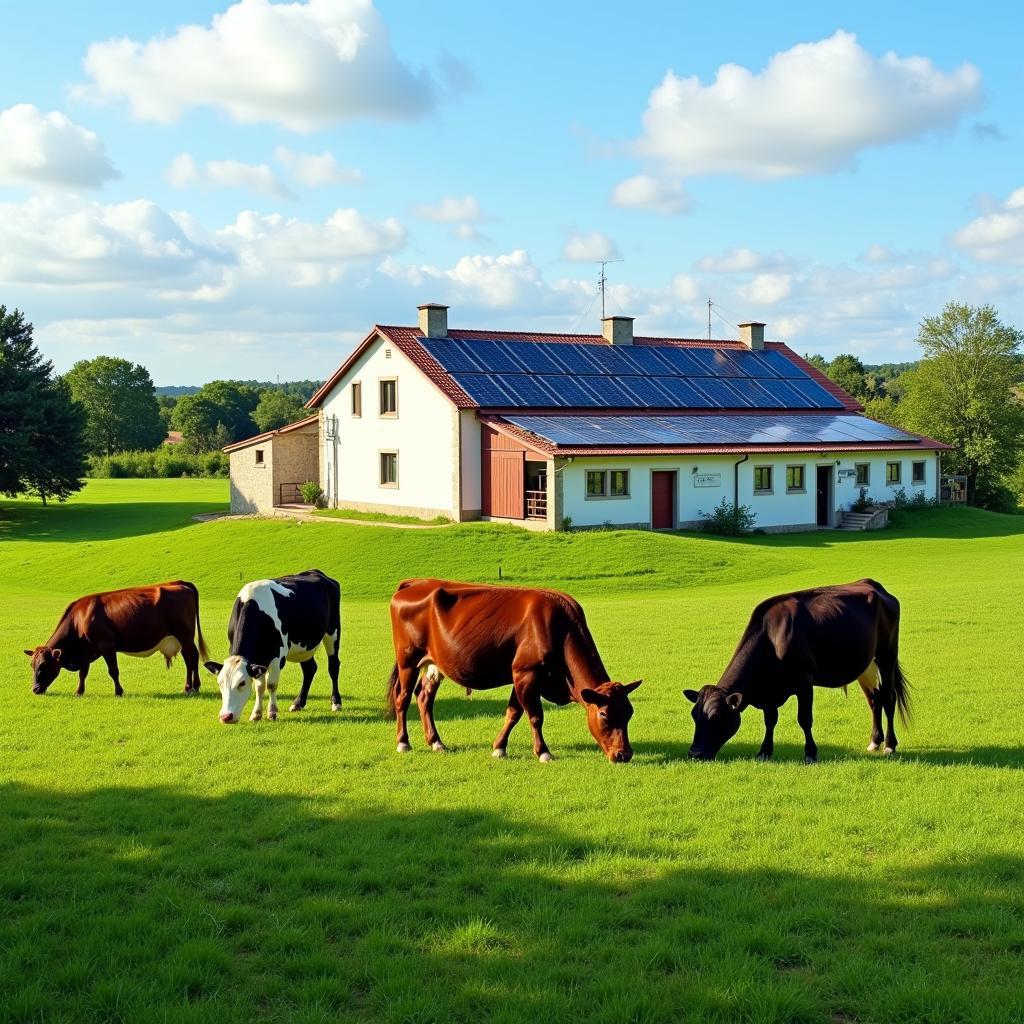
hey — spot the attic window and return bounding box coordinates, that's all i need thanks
[255,449,265,466]
[385,348,392,359]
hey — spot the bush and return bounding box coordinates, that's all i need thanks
[299,480,326,507]
[699,498,756,536]
[88,448,228,479]
[850,487,874,513]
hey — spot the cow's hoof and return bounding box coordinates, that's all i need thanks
[538,752,553,763]
[268,710,277,721]
[883,746,896,756]
[331,701,342,712]
[492,748,507,759]
[288,701,303,712]
[804,755,818,764]
[250,712,262,723]
[431,741,448,752]
[396,742,412,753]
[867,741,881,752]
[756,752,772,762]
[75,691,84,698]
[114,691,124,698]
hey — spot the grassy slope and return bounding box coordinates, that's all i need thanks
[1,480,1023,1024]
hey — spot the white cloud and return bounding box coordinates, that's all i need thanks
[562,231,619,262]
[862,244,896,263]
[413,195,486,223]
[671,273,699,302]
[610,174,690,215]
[695,247,790,273]
[951,187,1024,265]
[740,273,793,305]
[633,31,981,179]
[274,147,362,186]
[165,153,294,198]
[0,104,118,189]
[78,0,437,131]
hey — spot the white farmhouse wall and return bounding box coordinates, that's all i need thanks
[561,450,939,530]
[459,409,482,518]
[319,336,459,518]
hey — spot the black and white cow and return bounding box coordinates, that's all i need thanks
[204,569,341,724]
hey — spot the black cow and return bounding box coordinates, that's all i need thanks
[684,579,910,762]
[204,569,341,723]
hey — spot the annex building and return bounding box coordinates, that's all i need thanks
[226,304,950,531]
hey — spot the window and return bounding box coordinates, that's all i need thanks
[912,461,926,484]
[585,470,630,499]
[886,462,902,485]
[351,381,362,417]
[855,463,870,486]
[786,465,805,493]
[379,378,397,417]
[753,466,773,494]
[255,449,265,466]
[379,451,398,487]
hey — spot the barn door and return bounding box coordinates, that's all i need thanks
[485,449,525,518]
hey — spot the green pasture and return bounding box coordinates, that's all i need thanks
[1,479,1023,1023]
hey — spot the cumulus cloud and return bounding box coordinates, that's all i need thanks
[562,231,619,262]
[0,104,118,189]
[165,153,294,198]
[951,187,1024,265]
[695,247,791,273]
[610,174,690,215]
[413,195,486,223]
[633,31,982,179]
[78,0,437,131]
[274,147,362,186]
[740,273,793,305]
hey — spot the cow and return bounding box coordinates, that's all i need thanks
[684,579,910,763]
[385,578,642,762]
[203,569,341,724]
[25,581,209,697]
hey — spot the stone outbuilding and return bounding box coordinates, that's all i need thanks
[224,414,320,514]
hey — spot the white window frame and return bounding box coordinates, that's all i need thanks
[379,450,399,488]
[379,378,398,418]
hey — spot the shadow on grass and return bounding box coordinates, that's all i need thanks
[1,782,1022,1024]
[0,500,227,543]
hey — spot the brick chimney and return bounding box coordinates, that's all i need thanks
[738,321,765,351]
[418,303,449,338]
[602,315,634,346]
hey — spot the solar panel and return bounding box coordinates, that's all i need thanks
[787,379,845,409]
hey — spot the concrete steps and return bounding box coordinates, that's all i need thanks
[837,509,888,531]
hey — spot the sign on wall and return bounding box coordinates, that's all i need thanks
[693,473,722,488]
[838,469,856,480]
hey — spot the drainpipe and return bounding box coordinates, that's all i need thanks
[733,454,749,508]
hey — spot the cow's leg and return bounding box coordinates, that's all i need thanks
[858,663,885,752]
[416,667,446,751]
[76,662,90,697]
[324,629,342,712]
[514,670,551,762]
[880,686,899,755]
[266,664,283,721]
[101,649,123,697]
[796,684,817,763]
[491,690,524,759]
[290,658,317,713]
[251,676,268,721]
[394,662,418,752]
[756,705,779,761]
[180,637,200,694]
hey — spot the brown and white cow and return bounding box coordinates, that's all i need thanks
[385,578,641,762]
[25,581,209,697]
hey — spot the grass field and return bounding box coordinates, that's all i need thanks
[2,479,1023,1024]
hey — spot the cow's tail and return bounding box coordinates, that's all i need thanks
[384,663,399,719]
[891,659,912,727]
[184,581,210,663]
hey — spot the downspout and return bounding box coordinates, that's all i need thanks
[733,454,749,508]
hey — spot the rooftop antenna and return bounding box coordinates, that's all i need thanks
[707,298,712,340]
[596,259,623,320]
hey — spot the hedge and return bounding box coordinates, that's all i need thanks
[87,448,229,479]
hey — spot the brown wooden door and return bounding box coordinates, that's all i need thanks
[651,471,676,529]
[486,449,525,518]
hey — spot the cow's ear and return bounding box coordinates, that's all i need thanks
[51,649,62,662]
[725,692,743,711]
[23,649,34,657]
[204,661,223,675]
[622,680,642,695]
[249,664,268,679]
[683,689,700,704]
[580,688,610,707]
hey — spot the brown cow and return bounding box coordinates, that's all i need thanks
[385,578,641,762]
[25,581,210,697]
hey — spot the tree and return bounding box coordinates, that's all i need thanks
[64,355,166,455]
[898,303,1024,506]
[0,306,88,504]
[826,354,872,401]
[170,381,260,453]
[156,394,178,431]
[803,353,829,373]
[252,389,307,432]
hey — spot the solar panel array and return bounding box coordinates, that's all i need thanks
[502,414,920,448]
[419,337,844,410]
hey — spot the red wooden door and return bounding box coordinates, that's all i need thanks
[651,471,676,529]
[486,450,525,518]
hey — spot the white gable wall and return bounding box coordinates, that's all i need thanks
[319,336,460,518]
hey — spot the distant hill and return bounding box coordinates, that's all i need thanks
[156,380,325,402]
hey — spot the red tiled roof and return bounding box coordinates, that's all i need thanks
[222,414,319,453]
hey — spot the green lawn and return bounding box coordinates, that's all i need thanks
[2,479,1023,1024]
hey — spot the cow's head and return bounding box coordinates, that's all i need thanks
[684,685,744,760]
[579,680,641,763]
[204,656,267,723]
[24,646,63,694]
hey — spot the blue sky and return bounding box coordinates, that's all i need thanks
[1,1,1021,384]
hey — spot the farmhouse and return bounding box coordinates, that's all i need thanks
[226,304,951,531]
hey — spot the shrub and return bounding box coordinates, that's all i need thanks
[699,498,756,536]
[87,448,228,479]
[850,487,874,513]
[560,516,573,531]
[891,487,909,510]
[299,480,325,507]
